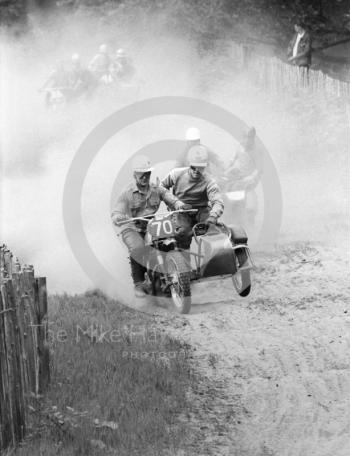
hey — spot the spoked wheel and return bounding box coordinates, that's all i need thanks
[166,251,192,314]
[146,261,166,308]
[232,247,251,297]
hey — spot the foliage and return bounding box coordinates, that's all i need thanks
[11,292,195,455]
[0,0,26,27]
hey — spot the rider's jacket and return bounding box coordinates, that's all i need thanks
[68,67,90,89]
[226,143,263,190]
[45,68,70,89]
[112,57,135,80]
[89,53,111,75]
[111,182,179,232]
[161,168,224,219]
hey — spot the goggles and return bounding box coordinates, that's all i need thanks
[190,165,206,172]
[134,171,151,179]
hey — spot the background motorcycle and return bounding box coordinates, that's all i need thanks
[42,87,67,111]
[219,170,257,230]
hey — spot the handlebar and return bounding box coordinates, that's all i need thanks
[115,209,198,226]
[192,221,231,243]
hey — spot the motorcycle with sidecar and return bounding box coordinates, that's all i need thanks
[118,209,253,314]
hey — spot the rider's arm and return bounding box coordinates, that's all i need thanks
[160,169,177,190]
[244,142,263,189]
[161,167,188,191]
[88,55,98,71]
[111,190,130,225]
[158,186,179,209]
[242,170,259,189]
[40,70,55,90]
[206,179,224,219]
[295,33,311,59]
[287,34,296,58]
[225,146,240,175]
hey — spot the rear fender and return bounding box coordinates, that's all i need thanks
[232,244,255,270]
[228,225,248,244]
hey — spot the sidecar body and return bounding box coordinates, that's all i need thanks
[190,223,253,296]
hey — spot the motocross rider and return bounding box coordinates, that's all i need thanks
[225,126,263,227]
[40,60,70,103]
[111,48,136,82]
[89,44,112,82]
[161,145,224,250]
[111,156,187,298]
[176,127,223,176]
[67,53,93,98]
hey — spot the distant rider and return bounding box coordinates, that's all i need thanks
[41,59,69,90]
[161,145,224,250]
[225,126,263,227]
[89,44,112,83]
[112,48,136,82]
[67,53,93,97]
[111,156,186,298]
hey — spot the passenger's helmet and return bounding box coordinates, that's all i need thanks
[99,44,108,54]
[187,145,208,167]
[132,155,154,173]
[116,48,126,58]
[185,127,200,141]
[71,53,80,63]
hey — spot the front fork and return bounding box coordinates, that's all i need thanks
[145,251,172,294]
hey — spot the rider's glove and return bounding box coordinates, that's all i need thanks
[175,201,192,211]
[206,216,217,225]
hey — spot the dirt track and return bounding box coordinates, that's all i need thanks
[135,241,350,455]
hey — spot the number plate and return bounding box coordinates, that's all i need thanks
[148,216,175,239]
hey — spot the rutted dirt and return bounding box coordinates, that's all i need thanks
[136,241,350,455]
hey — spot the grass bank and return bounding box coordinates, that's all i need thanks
[9,290,195,456]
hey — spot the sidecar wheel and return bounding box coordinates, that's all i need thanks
[232,248,251,297]
[166,251,192,314]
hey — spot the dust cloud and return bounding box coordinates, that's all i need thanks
[1,4,349,297]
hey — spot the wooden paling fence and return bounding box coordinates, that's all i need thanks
[229,41,350,100]
[0,245,49,450]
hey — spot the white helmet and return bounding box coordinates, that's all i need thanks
[132,155,154,173]
[185,127,200,141]
[116,48,126,57]
[99,44,108,54]
[187,145,208,167]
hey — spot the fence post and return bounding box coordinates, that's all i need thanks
[0,248,49,451]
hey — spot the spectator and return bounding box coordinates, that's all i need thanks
[287,22,312,69]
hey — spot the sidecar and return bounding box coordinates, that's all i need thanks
[190,223,253,297]
[118,211,253,314]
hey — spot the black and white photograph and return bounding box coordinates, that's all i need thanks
[1,0,350,454]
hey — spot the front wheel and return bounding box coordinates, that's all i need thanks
[166,251,192,314]
[232,247,251,297]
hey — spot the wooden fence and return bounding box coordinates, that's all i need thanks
[228,41,350,100]
[0,245,49,450]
